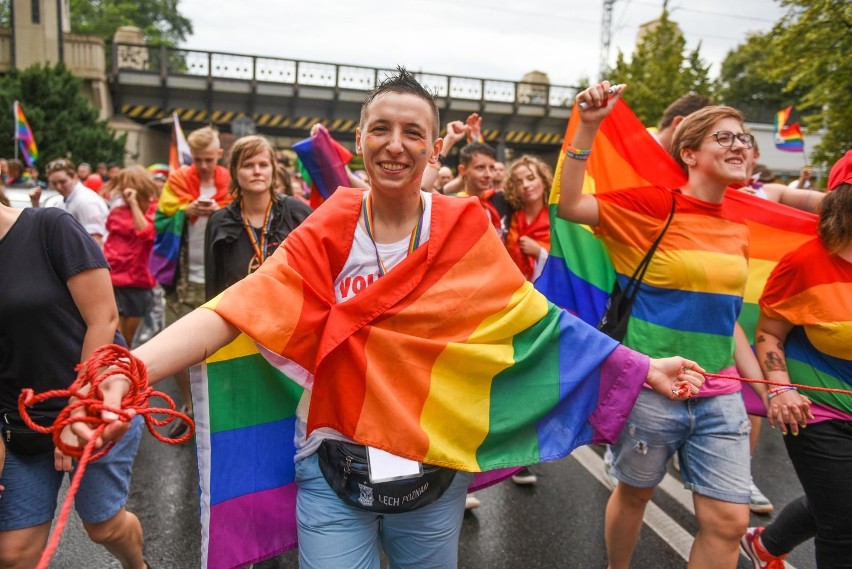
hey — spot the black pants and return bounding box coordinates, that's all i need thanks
[762,419,852,568]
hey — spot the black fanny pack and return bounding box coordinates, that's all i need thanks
[317,440,456,514]
[2,410,56,456]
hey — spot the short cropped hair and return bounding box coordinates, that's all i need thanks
[46,158,77,178]
[671,106,744,175]
[227,135,276,199]
[187,126,221,152]
[360,66,440,140]
[659,93,715,130]
[459,142,497,168]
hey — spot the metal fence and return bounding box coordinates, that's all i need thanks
[112,43,579,108]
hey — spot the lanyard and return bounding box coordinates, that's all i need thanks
[241,199,274,272]
[362,193,424,277]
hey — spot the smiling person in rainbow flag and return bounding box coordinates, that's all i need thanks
[74,69,704,569]
[149,126,231,434]
[557,81,777,569]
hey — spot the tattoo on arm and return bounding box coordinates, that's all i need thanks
[756,334,766,343]
[763,351,787,373]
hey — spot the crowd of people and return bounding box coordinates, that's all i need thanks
[0,67,848,569]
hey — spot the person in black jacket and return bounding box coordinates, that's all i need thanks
[205,136,312,299]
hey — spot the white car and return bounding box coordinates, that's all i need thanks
[4,185,63,209]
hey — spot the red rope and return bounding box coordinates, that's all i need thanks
[705,373,852,396]
[17,344,194,569]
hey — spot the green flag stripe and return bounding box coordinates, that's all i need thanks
[206,354,304,433]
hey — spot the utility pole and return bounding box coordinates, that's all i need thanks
[599,0,617,81]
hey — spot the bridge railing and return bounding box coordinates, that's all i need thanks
[111,43,579,108]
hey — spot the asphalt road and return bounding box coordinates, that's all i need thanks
[48,380,815,569]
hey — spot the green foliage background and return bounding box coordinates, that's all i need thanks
[0,64,126,167]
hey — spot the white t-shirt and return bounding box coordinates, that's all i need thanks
[62,182,108,240]
[186,183,217,284]
[294,191,433,461]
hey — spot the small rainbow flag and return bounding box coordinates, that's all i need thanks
[774,106,805,152]
[191,187,652,567]
[168,111,193,172]
[535,100,817,401]
[292,126,351,209]
[14,101,39,166]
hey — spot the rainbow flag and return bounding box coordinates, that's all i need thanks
[14,101,39,166]
[535,101,817,403]
[150,165,231,286]
[292,127,352,209]
[774,106,805,152]
[192,188,652,567]
[168,111,193,172]
[191,335,303,569]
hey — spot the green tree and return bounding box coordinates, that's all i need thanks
[0,63,126,167]
[70,0,192,45]
[761,0,851,167]
[0,1,8,28]
[716,32,803,124]
[609,10,714,126]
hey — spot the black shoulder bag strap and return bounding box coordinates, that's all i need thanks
[620,196,677,305]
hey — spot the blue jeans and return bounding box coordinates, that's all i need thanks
[295,452,473,569]
[0,415,143,530]
[611,390,751,503]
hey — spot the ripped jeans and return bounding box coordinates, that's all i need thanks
[611,389,751,504]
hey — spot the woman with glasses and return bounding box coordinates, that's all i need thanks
[558,82,758,569]
[0,186,148,567]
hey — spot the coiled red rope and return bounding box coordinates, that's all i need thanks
[17,344,194,569]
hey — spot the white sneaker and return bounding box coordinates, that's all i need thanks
[602,447,618,490]
[464,493,481,510]
[749,480,774,514]
[511,467,537,485]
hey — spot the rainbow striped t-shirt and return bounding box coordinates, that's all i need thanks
[594,186,750,396]
[760,237,852,419]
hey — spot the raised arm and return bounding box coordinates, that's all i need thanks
[556,81,626,226]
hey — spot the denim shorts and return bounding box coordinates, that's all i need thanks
[611,390,751,504]
[0,416,143,530]
[295,452,473,569]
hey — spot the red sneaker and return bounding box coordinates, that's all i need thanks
[740,527,788,569]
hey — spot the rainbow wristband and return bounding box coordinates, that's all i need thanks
[565,145,592,161]
[767,385,798,400]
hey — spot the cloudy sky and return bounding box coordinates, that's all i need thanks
[178,0,786,87]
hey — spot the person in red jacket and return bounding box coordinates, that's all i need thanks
[104,166,160,345]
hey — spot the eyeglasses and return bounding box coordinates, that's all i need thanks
[706,131,755,149]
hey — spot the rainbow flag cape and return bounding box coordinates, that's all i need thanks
[192,188,651,568]
[535,100,817,410]
[168,111,193,172]
[774,106,805,152]
[150,165,231,286]
[292,127,352,209]
[14,101,38,166]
